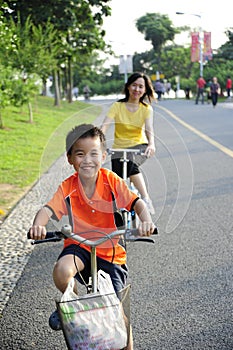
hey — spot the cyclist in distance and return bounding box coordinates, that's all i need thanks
[28,124,155,349]
[101,72,157,215]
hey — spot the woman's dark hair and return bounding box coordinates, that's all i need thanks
[118,72,156,105]
[66,124,106,155]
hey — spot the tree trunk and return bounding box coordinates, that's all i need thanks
[41,77,47,96]
[28,102,33,123]
[54,70,60,107]
[0,109,3,129]
[67,56,73,103]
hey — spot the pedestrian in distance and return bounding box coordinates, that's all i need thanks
[226,76,232,99]
[165,80,171,96]
[185,86,191,99]
[101,72,157,215]
[72,86,79,100]
[210,77,221,107]
[28,123,155,349]
[205,80,212,104]
[195,75,206,104]
[154,79,164,101]
[83,85,91,100]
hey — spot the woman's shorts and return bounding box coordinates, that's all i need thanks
[58,244,128,293]
[111,144,148,178]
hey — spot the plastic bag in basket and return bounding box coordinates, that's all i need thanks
[57,270,128,350]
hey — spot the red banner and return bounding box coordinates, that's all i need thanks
[203,32,212,60]
[191,32,200,62]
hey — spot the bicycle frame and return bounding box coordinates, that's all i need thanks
[107,148,143,182]
[107,148,145,230]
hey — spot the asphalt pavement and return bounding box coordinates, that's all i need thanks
[0,98,233,349]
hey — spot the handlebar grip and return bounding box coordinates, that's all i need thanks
[27,231,63,245]
[27,231,58,239]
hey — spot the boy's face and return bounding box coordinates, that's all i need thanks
[67,136,106,181]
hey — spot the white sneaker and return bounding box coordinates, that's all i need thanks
[143,197,155,215]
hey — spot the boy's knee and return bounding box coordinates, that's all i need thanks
[53,260,73,279]
[53,261,75,293]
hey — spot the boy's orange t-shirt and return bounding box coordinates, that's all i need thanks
[46,168,138,265]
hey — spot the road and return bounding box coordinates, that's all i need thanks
[0,99,232,349]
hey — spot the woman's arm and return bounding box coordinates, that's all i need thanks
[144,113,155,157]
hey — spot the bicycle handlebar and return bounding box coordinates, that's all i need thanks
[28,225,158,246]
[107,148,145,155]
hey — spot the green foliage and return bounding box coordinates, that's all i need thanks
[90,79,123,96]
[0,96,101,188]
[0,16,59,77]
[2,0,111,57]
[180,77,196,92]
[1,0,112,104]
[0,65,16,128]
[136,13,180,53]
[11,74,40,107]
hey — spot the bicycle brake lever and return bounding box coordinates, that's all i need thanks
[134,237,155,243]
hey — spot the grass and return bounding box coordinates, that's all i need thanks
[0,96,102,217]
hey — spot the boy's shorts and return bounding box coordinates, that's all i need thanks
[58,244,128,293]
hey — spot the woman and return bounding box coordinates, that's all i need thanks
[101,72,156,215]
[210,77,221,107]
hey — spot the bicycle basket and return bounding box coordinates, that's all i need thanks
[56,272,128,350]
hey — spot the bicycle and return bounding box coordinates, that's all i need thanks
[106,147,148,230]
[28,224,158,350]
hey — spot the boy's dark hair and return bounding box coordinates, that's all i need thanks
[66,124,106,155]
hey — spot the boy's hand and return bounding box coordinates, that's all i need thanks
[29,226,46,240]
[138,222,155,236]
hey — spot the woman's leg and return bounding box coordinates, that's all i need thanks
[130,173,155,214]
[130,173,148,198]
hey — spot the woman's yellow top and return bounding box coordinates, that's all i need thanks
[107,101,153,148]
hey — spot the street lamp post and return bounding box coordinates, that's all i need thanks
[176,11,203,77]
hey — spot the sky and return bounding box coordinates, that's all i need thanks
[103,0,232,61]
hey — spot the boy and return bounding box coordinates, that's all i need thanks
[29,124,155,343]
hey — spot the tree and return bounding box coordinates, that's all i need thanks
[216,29,233,61]
[2,0,112,103]
[0,65,14,128]
[136,13,180,71]
[0,15,59,118]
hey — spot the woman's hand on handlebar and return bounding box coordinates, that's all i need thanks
[29,225,47,240]
[137,221,156,237]
[144,144,155,158]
